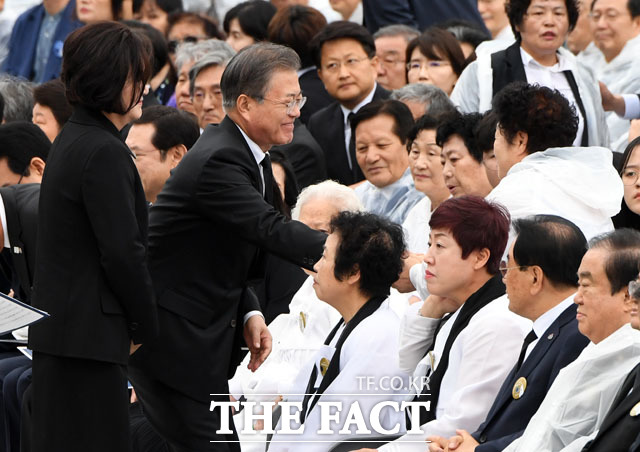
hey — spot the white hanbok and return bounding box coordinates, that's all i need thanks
[504,323,640,452]
[486,146,622,242]
[578,34,640,153]
[379,295,531,452]
[268,299,409,452]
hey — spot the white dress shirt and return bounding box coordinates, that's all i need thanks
[340,84,377,170]
[522,294,575,362]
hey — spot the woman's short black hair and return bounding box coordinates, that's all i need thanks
[506,0,580,41]
[62,22,152,114]
[406,114,440,152]
[269,148,300,218]
[436,111,484,163]
[474,111,498,154]
[330,211,406,298]
[33,79,72,129]
[406,27,466,77]
[133,0,182,16]
[223,0,277,42]
[613,137,640,230]
[123,20,170,76]
[167,12,222,40]
[267,5,327,68]
[350,99,415,145]
[492,82,578,154]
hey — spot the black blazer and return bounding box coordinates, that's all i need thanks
[472,304,589,452]
[307,84,389,186]
[0,183,40,303]
[581,362,640,452]
[28,106,157,365]
[128,116,326,403]
[491,42,589,146]
[299,69,334,125]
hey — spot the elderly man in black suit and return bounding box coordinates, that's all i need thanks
[307,21,390,186]
[128,43,326,452]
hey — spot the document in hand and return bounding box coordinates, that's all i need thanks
[0,292,49,336]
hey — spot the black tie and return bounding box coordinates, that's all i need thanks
[346,112,355,171]
[515,330,537,372]
[260,153,274,204]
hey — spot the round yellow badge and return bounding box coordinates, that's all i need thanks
[512,377,527,399]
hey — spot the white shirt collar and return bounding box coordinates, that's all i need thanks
[519,46,572,73]
[532,293,575,339]
[234,122,266,166]
[297,66,316,77]
[339,83,378,127]
[0,192,8,248]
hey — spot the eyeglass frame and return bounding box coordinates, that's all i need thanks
[622,167,640,186]
[258,96,307,115]
[321,56,371,74]
[499,261,528,277]
[406,60,451,72]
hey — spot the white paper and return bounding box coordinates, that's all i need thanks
[0,291,48,335]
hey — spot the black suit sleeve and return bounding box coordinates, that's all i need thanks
[81,144,157,344]
[195,146,326,270]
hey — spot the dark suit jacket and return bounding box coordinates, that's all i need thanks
[491,42,589,146]
[1,0,82,82]
[272,119,327,189]
[582,363,640,452]
[472,304,589,452]
[0,183,40,303]
[299,68,334,125]
[128,116,326,403]
[361,0,486,35]
[29,106,157,365]
[307,84,389,186]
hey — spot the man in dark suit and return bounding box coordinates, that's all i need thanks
[580,278,640,452]
[428,215,590,452]
[128,43,327,452]
[307,21,389,186]
[361,0,487,35]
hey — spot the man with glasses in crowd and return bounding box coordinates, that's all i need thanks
[307,21,390,186]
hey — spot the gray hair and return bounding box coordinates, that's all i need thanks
[373,24,420,42]
[291,180,363,221]
[188,51,234,98]
[175,39,235,74]
[221,43,300,110]
[390,83,455,118]
[0,75,34,122]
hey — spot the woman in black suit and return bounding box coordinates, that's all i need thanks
[27,22,158,452]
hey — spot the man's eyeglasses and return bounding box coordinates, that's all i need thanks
[322,57,369,74]
[499,261,528,277]
[261,96,307,115]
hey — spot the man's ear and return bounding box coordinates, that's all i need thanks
[515,131,529,156]
[530,266,544,295]
[166,144,186,169]
[28,157,46,177]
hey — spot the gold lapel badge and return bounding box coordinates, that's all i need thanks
[320,357,330,376]
[512,377,527,400]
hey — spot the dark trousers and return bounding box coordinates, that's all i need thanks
[1,356,31,452]
[24,352,129,452]
[128,367,240,452]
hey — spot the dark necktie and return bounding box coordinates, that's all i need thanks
[346,112,355,170]
[260,153,274,204]
[514,330,537,372]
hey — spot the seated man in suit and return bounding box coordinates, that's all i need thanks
[478,228,640,452]
[427,215,591,452]
[307,21,389,186]
[125,105,200,204]
[269,211,409,451]
[351,99,423,224]
[128,43,327,452]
